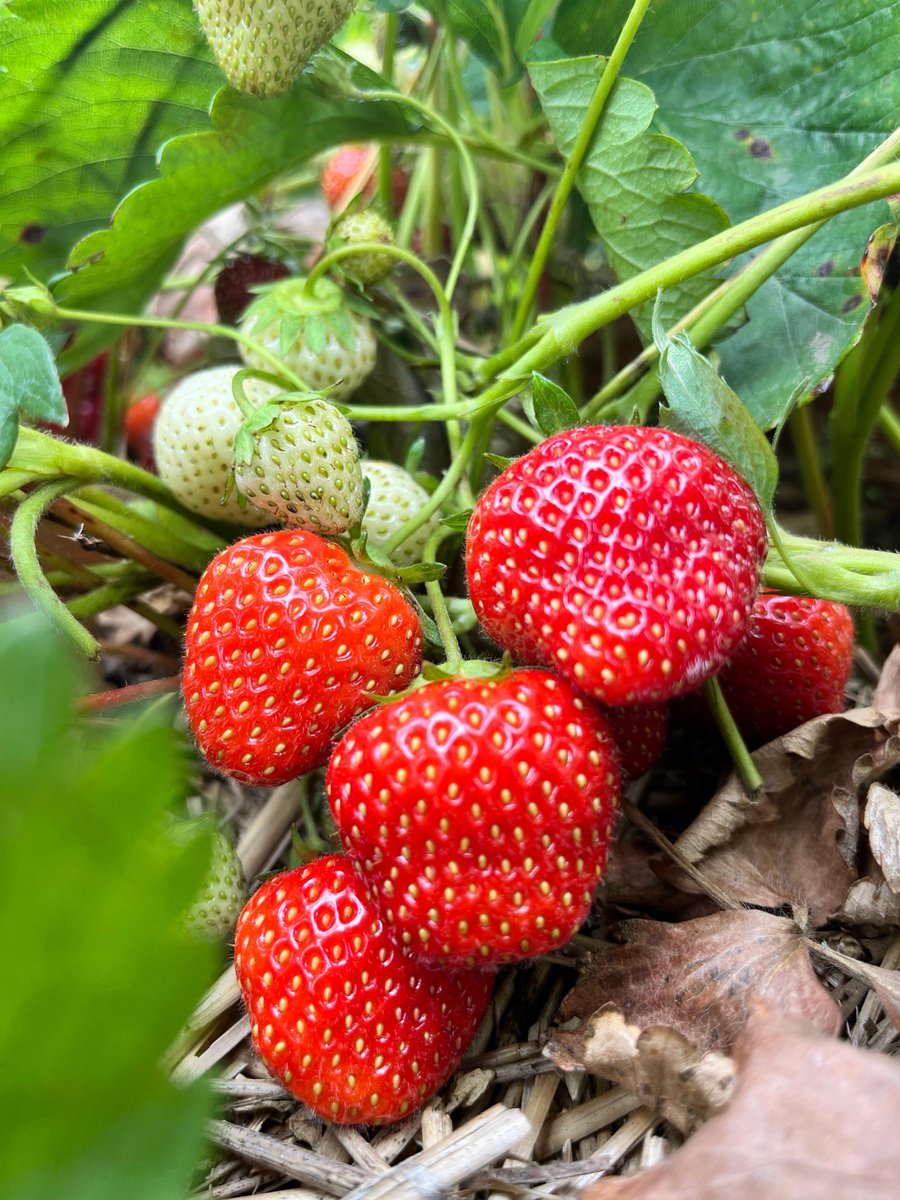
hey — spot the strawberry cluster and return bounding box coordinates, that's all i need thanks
[182,423,855,1127]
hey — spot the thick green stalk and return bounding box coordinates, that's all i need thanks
[702,677,763,795]
[422,530,462,666]
[762,529,900,610]
[510,0,653,340]
[789,405,834,538]
[475,161,900,401]
[9,479,100,658]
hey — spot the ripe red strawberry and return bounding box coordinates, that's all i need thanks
[234,855,493,1124]
[327,669,621,967]
[43,352,109,444]
[124,392,161,473]
[321,144,408,214]
[717,592,854,745]
[603,703,668,782]
[214,254,291,326]
[466,426,767,706]
[183,530,422,785]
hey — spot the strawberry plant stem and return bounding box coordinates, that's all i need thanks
[378,13,398,212]
[9,479,100,658]
[510,0,653,341]
[76,675,181,713]
[877,405,900,455]
[702,677,764,796]
[477,160,900,393]
[789,405,834,538]
[422,530,463,666]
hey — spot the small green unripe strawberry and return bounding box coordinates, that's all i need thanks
[170,817,245,941]
[239,276,376,401]
[194,0,358,98]
[332,210,396,285]
[361,460,441,568]
[154,366,280,526]
[234,394,364,534]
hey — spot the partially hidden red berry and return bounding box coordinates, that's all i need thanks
[124,392,161,472]
[183,531,422,786]
[44,352,109,444]
[234,855,494,1124]
[214,254,290,325]
[327,669,621,968]
[603,703,668,782]
[717,591,854,745]
[321,144,408,214]
[466,426,767,706]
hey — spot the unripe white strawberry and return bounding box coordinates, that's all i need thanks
[194,0,358,98]
[154,365,279,526]
[362,461,442,568]
[239,276,376,401]
[332,210,396,285]
[169,817,246,941]
[233,395,364,533]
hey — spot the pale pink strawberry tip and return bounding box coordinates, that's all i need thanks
[466,425,767,706]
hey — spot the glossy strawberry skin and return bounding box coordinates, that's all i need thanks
[214,254,290,326]
[466,426,767,707]
[234,856,494,1125]
[718,592,854,745]
[327,669,621,968]
[604,703,668,782]
[183,531,422,786]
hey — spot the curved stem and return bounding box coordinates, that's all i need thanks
[9,479,100,658]
[46,304,305,390]
[475,160,900,401]
[510,0,653,340]
[362,90,479,301]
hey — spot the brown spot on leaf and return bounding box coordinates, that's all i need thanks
[841,292,864,313]
[749,137,772,159]
[19,224,45,244]
[734,129,751,141]
[816,259,835,277]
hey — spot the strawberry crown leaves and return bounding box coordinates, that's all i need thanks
[652,293,779,514]
[243,275,367,357]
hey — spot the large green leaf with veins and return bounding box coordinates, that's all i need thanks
[528,46,730,340]
[55,49,415,365]
[554,0,900,426]
[0,0,221,284]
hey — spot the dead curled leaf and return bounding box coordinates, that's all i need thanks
[585,1003,900,1200]
[559,909,841,1051]
[545,1006,734,1134]
[864,783,900,894]
[663,708,900,925]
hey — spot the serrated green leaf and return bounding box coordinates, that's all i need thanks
[54,49,416,368]
[656,318,778,512]
[327,308,357,353]
[0,0,220,286]
[530,372,580,436]
[443,509,474,532]
[528,49,730,341]
[0,617,214,1199]
[0,324,67,467]
[554,0,900,426]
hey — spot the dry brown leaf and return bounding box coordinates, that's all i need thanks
[810,940,900,1029]
[545,1006,734,1133]
[873,644,900,711]
[559,910,840,1050]
[666,708,900,924]
[864,783,900,893]
[598,836,718,921]
[836,874,900,926]
[586,1003,900,1200]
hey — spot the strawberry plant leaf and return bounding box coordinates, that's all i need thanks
[530,372,581,436]
[655,309,778,512]
[554,0,900,426]
[0,324,67,467]
[327,308,358,353]
[422,1,554,80]
[528,46,730,341]
[54,49,416,368]
[303,315,327,356]
[443,508,474,532]
[280,312,305,358]
[0,617,215,1200]
[0,0,220,286]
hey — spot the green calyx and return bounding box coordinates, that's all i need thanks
[243,275,360,356]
